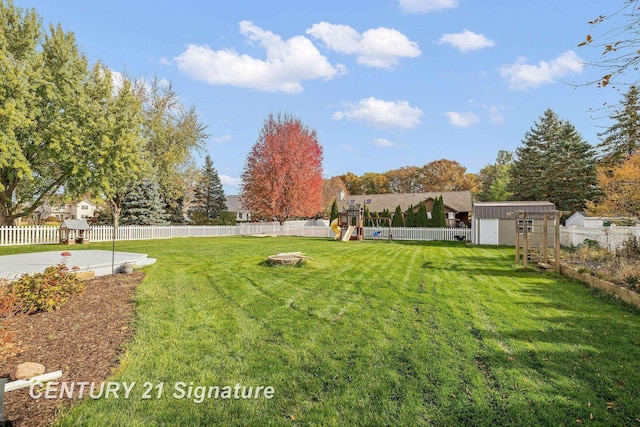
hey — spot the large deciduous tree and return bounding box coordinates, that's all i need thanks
[0,2,145,225]
[241,113,323,225]
[588,152,640,217]
[322,176,347,217]
[141,78,208,223]
[477,150,514,201]
[82,66,147,229]
[508,109,601,212]
[386,166,423,193]
[419,159,480,193]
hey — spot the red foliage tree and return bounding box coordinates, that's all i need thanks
[241,113,323,225]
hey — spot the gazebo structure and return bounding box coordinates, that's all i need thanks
[59,219,91,245]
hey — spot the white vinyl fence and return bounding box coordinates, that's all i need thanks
[364,226,471,241]
[560,226,640,252]
[0,224,472,246]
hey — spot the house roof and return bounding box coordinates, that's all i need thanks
[60,219,91,230]
[225,195,249,213]
[473,201,556,219]
[339,191,472,213]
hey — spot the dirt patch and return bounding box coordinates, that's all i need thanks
[0,271,144,427]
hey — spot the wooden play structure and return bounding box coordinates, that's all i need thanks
[331,205,364,241]
[510,210,563,272]
[59,219,91,245]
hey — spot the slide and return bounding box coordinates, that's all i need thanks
[330,218,341,240]
[341,225,355,241]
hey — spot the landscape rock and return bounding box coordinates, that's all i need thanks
[11,362,45,380]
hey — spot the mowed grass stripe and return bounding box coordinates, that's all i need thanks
[1,236,631,426]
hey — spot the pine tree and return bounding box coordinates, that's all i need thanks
[120,178,170,225]
[416,202,428,227]
[508,109,600,212]
[362,204,370,226]
[432,196,447,227]
[392,205,404,227]
[330,199,339,223]
[405,204,416,227]
[598,85,640,166]
[191,155,227,223]
[370,211,379,227]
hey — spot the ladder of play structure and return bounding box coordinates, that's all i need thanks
[342,225,355,241]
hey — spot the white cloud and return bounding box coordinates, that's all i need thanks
[398,0,458,13]
[341,144,357,153]
[220,175,242,186]
[334,97,423,129]
[373,138,397,147]
[174,21,343,93]
[499,50,584,90]
[484,105,507,124]
[307,22,420,69]
[437,29,495,52]
[213,134,232,143]
[445,111,479,127]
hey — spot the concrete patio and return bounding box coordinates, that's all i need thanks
[0,250,156,280]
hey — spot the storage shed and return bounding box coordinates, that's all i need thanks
[59,219,91,245]
[472,201,556,245]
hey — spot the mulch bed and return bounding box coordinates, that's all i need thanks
[0,271,144,427]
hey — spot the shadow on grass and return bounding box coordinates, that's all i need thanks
[460,308,640,425]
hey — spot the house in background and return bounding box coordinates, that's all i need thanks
[565,211,639,228]
[225,195,252,222]
[337,191,473,227]
[33,199,97,223]
[472,201,557,245]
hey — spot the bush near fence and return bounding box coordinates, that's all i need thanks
[0,224,471,246]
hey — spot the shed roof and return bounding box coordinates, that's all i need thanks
[339,191,472,214]
[473,201,556,219]
[60,219,91,230]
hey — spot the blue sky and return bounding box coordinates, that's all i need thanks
[17,0,624,194]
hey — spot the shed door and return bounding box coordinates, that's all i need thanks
[479,219,498,245]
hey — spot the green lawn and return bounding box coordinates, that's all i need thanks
[5,237,640,426]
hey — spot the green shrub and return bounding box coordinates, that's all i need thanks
[9,263,85,314]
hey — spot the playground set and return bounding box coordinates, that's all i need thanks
[330,205,392,241]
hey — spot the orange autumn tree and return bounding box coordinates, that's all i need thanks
[588,152,640,218]
[241,113,323,225]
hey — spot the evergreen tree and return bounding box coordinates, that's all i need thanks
[405,204,416,227]
[370,211,379,227]
[381,208,391,220]
[598,85,640,166]
[392,205,404,227]
[432,196,447,227]
[508,109,600,212]
[416,202,428,227]
[330,199,340,223]
[191,155,227,223]
[120,178,170,225]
